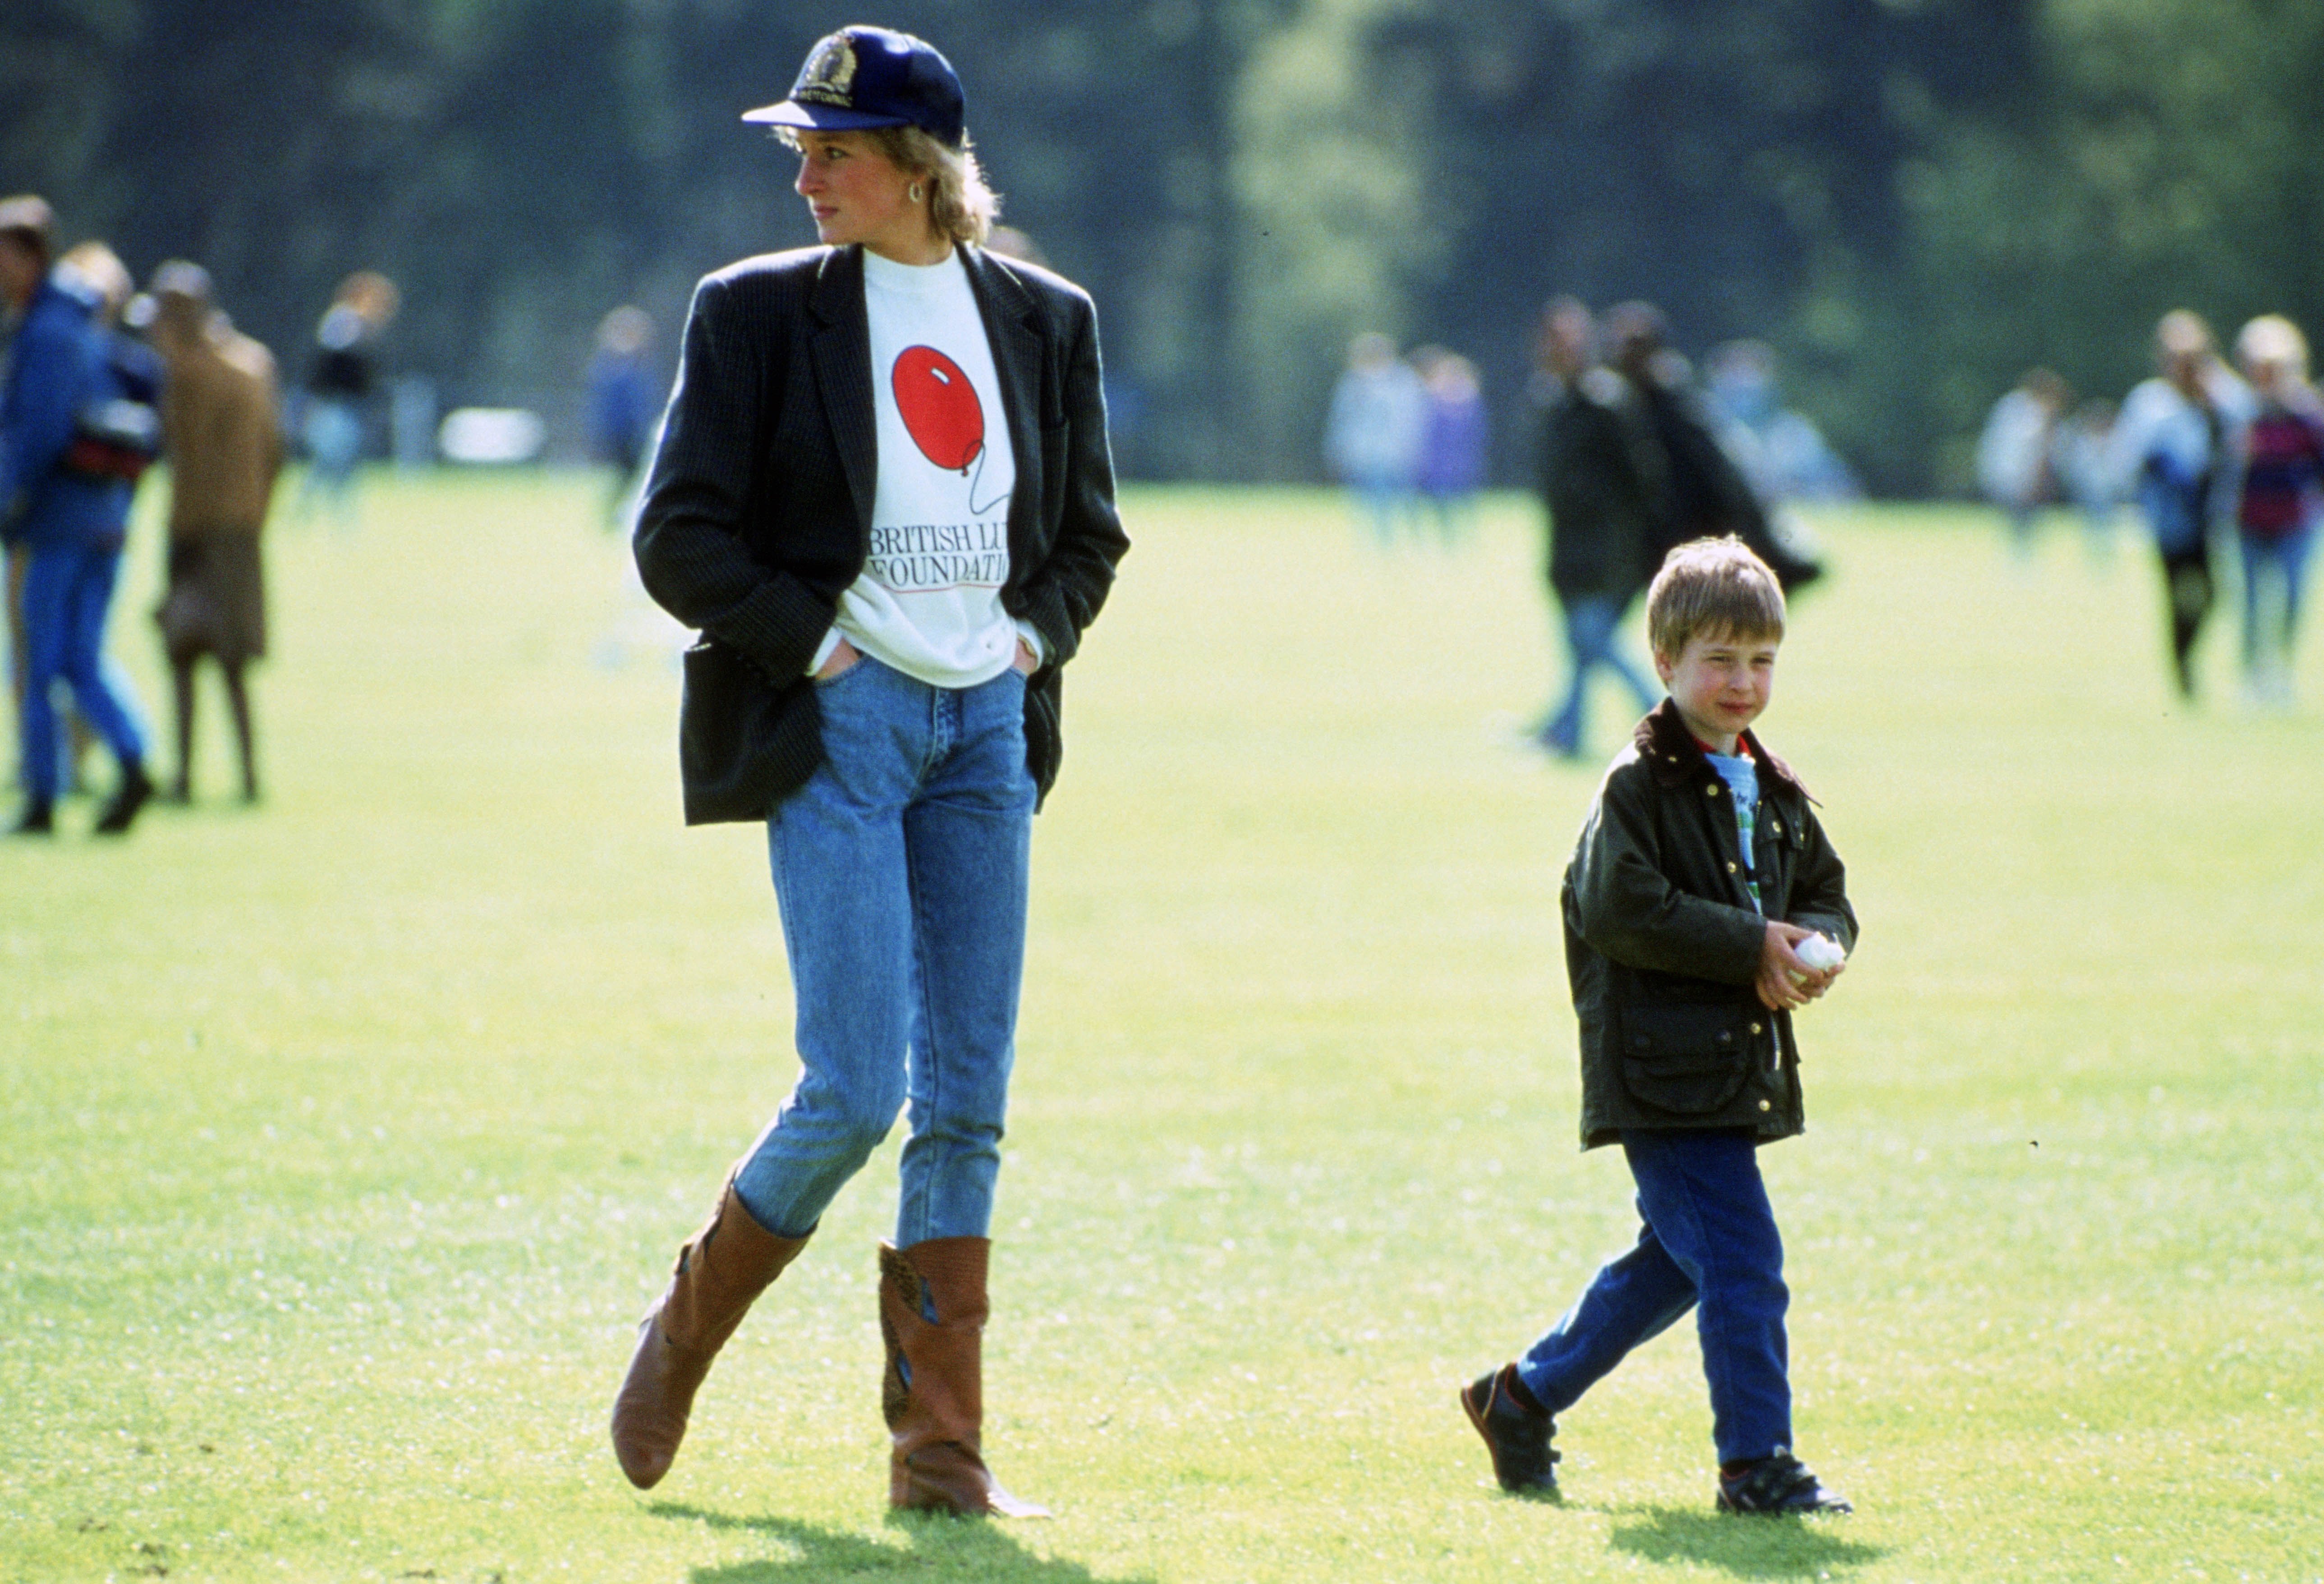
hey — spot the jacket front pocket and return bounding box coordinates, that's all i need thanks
[1618,1001,1752,1115]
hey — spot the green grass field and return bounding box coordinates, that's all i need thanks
[4,474,2320,1583]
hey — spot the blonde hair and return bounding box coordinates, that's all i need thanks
[55,240,131,318]
[333,270,400,328]
[871,127,998,246]
[2156,308,2214,359]
[1647,537,1787,659]
[2235,314,2310,380]
[780,125,999,247]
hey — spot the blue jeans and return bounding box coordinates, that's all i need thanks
[1346,468,1415,545]
[733,657,1035,1249]
[299,399,363,523]
[2239,522,2316,672]
[1543,596,1658,755]
[18,543,147,800]
[1516,1129,1791,1465]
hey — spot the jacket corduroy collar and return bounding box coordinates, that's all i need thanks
[1634,697,1810,801]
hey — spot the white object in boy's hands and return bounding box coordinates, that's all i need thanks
[1792,933,1845,973]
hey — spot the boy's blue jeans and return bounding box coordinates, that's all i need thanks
[733,657,1034,1250]
[1516,1128,1792,1465]
[19,543,148,799]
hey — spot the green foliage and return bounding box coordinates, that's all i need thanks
[1232,0,1440,480]
[1886,0,2324,482]
[1,1,2319,487]
[2,474,2321,1579]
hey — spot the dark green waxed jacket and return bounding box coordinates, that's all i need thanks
[1562,698,1858,1149]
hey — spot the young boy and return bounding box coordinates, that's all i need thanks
[1462,536,1857,1515]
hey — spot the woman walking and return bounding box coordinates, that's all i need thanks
[2229,315,2324,708]
[612,26,1128,1517]
[2107,311,2251,700]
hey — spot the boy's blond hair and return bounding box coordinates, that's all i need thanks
[1646,536,1787,659]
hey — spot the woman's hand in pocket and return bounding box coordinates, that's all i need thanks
[814,638,861,682]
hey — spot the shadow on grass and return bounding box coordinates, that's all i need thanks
[1606,1506,1887,1579]
[651,1503,1156,1584]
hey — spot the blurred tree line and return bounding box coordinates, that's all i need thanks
[5,0,2318,492]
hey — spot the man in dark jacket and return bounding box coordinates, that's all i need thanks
[1,208,152,835]
[1606,302,1823,592]
[1534,296,1662,758]
[1463,537,1856,1517]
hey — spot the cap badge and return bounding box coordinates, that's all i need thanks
[792,35,858,106]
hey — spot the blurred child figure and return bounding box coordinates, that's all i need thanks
[1324,331,1425,544]
[2230,315,2324,710]
[1,233,154,834]
[296,271,396,526]
[1976,367,2067,555]
[586,305,658,530]
[1461,537,1857,1516]
[2051,397,2120,561]
[56,242,165,464]
[151,262,281,802]
[1413,347,1488,544]
[2106,311,2252,700]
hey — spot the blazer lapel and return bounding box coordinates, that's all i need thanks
[962,247,1044,568]
[807,245,877,544]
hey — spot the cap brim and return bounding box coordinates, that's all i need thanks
[741,99,910,131]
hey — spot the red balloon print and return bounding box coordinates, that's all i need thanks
[892,345,985,473]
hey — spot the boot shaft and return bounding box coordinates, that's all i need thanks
[662,1179,807,1353]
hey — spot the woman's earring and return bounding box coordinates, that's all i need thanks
[908,183,923,203]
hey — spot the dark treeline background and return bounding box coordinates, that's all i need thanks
[7,0,2319,492]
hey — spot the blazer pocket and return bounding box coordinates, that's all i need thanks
[1618,1000,1753,1116]
[679,639,803,822]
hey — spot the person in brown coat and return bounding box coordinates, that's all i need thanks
[149,262,280,803]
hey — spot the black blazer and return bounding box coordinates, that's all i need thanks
[634,243,1130,824]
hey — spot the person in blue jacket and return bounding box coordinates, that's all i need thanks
[0,202,153,835]
[585,305,658,528]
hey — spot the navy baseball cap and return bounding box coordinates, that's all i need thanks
[743,27,966,149]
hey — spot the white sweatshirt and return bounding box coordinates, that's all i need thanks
[810,248,1042,686]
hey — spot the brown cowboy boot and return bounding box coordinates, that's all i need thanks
[611,1171,808,1489]
[878,1238,1049,1517]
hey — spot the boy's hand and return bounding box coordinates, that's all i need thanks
[1756,921,1842,1011]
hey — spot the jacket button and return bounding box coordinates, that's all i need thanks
[1706,784,1719,796]
[1726,861,1738,873]
[1758,1099,1772,1112]
[1772,820,1784,835]
[1750,1022,1764,1035]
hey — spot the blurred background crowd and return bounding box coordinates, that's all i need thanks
[7,0,2321,489]
[5,0,2324,828]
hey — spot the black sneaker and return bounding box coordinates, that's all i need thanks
[1460,1364,1560,1497]
[1717,1448,1851,1515]
[93,763,152,835]
[10,799,55,836]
